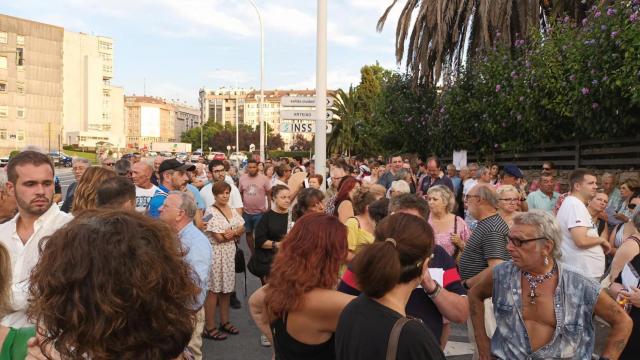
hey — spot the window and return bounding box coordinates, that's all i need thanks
[17,107,25,118]
[0,56,7,69]
[16,81,25,94]
[0,129,6,140]
[0,81,6,92]
[0,106,7,117]
[98,41,112,51]
[0,32,7,44]
[16,35,24,45]
[16,48,24,66]
[16,130,25,141]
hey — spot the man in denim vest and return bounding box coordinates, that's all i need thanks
[469,210,631,360]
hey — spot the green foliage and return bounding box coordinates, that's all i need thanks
[181,122,284,152]
[343,2,639,157]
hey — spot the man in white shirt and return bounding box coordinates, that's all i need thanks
[0,151,73,327]
[556,168,610,282]
[131,161,158,213]
[200,160,243,214]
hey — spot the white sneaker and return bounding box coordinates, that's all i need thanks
[260,334,271,347]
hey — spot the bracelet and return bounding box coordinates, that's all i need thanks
[425,282,442,299]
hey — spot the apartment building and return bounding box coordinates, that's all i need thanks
[199,88,329,149]
[124,96,176,150]
[0,15,64,155]
[63,32,126,149]
[170,101,200,141]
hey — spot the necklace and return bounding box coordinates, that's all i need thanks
[522,264,557,305]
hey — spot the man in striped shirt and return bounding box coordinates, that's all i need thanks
[458,184,510,358]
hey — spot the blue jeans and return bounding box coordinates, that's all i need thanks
[242,212,263,233]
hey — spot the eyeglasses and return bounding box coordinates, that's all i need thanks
[104,163,114,166]
[464,194,480,201]
[542,167,552,171]
[507,235,546,247]
[500,198,520,203]
[212,169,224,173]
[630,203,637,210]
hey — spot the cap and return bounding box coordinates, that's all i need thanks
[503,164,523,179]
[159,159,196,173]
[359,165,371,175]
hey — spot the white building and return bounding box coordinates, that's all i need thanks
[62,32,125,150]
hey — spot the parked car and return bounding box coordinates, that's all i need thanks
[229,152,247,164]
[176,152,188,162]
[0,157,9,167]
[49,151,72,167]
[207,152,226,161]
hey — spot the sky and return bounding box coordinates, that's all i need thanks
[2,0,404,106]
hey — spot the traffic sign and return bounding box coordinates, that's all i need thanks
[280,122,332,134]
[281,110,333,121]
[280,96,334,108]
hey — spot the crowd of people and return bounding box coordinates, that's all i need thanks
[0,149,639,359]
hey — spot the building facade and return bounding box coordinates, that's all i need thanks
[198,88,329,150]
[62,32,125,150]
[170,102,200,141]
[0,15,64,155]
[124,96,177,150]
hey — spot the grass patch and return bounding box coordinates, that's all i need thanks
[64,150,98,164]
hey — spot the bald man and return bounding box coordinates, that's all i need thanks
[132,160,158,212]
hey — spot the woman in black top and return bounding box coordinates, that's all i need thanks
[249,213,353,360]
[335,213,445,360]
[253,185,290,284]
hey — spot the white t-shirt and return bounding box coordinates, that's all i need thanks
[136,185,158,213]
[200,180,243,210]
[556,195,605,279]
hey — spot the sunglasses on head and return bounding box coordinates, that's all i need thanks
[630,203,637,210]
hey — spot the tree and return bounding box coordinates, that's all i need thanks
[328,86,372,157]
[290,134,313,151]
[377,0,598,88]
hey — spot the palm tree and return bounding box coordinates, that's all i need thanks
[377,0,598,89]
[328,86,364,157]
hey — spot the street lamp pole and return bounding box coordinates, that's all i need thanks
[247,0,265,162]
[315,0,328,190]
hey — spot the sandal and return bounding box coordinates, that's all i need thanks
[202,327,227,341]
[219,321,239,335]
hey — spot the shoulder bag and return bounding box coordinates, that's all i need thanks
[386,317,411,360]
[212,205,247,276]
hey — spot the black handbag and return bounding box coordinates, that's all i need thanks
[247,250,274,278]
[234,245,246,274]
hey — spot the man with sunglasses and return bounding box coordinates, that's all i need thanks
[469,211,631,360]
[557,169,611,282]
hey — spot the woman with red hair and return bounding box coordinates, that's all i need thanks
[249,213,353,359]
[332,176,362,223]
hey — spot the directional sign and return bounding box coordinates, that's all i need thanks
[280,96,334,108]
[281,110,333,121]
[280,122,332,134]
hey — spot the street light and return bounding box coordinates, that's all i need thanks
[247,0,265,162]
[315,0,328,190]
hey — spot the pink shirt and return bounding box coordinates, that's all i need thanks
[239,174,272,214]
[428,214,471,257]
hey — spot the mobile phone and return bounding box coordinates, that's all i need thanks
[203,214,213,222]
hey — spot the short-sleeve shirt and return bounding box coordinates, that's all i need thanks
[526,190,560,213]
[238,174,271,214]
[458,213,510,280]
[186,183,206,210]
[335,295,445,360]
[337,245,465,341]
[135,185,158,213]
[206,206,245,233]
[556,195,605,279]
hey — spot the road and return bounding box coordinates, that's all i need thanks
[52,166,611,360]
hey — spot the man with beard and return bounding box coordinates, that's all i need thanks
[147,159,195,218]
[0,151,73,327]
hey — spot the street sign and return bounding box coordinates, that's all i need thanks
[280,96,334,108]
[279,122,332,134]
[281,110,333,121]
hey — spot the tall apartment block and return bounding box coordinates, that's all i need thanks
[0,15,64,155]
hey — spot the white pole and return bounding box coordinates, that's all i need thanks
[315,0,327,190]
[235,96,239,168]
[248,0,265,162]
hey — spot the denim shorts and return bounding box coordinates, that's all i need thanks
[242,212,263,233]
